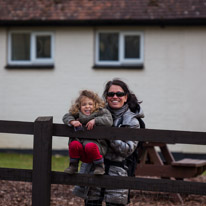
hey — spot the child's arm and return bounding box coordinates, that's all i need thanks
[70,120,82,127]
[62,113,80,127]
[86,119,95,130]
[85,108,113,130]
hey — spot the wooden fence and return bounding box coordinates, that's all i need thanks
[0,116,206,206]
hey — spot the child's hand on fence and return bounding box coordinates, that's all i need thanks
[70,120,82,127]
[86,119,95,130]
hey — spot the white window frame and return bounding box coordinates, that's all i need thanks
[8,31,54,65]
[96,30,144,66]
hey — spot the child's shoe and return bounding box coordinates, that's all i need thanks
[93,163,105,175]
[64,162,78,174]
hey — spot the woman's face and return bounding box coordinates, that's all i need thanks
[106,85,128,109]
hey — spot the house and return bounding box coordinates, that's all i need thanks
[0,0,206,157]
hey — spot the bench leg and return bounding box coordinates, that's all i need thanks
[171,193,184,204]
[147,147,184,204]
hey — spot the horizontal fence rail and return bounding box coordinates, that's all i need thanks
[1,168,206,196]
[1,120,206,145]
[53,123,206,145]
[0,120,34,135]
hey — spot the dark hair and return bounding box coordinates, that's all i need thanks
[103,78,141,112]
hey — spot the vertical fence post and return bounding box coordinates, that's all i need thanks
[32,116,53,206]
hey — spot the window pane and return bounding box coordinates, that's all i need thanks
[124,35,140,59]
[11,33,30,61]
[99,33,118,61]
[36,35,51,58]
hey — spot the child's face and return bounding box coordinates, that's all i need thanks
[80,97,95,116]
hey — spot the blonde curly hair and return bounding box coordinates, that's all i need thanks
[69,90,105,115]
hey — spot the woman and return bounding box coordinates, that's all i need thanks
[74,78,144,206]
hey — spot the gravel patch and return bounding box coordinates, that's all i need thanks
[0,176,205,206]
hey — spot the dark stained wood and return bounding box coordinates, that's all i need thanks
[143,142,166,147]
[147,147,163,165]
[172,158,206,167]
[51,172,206,195]
[135,165,200,178]
[0,168,206,196]
[139,147,147,164]
[160,144,175,164]
[53,123,206,145]
[0,120,206,145]
[0,168,32,182]
[0,120,34,134]
[32,117,53,206]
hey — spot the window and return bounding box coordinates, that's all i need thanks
[8,31,54,66]
[96,31,144,67]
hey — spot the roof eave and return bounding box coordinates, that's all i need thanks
[1,18,206,27]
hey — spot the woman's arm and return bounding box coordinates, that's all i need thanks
[94,108,113,126]
[109,140,138,157]
[109,117,139,157]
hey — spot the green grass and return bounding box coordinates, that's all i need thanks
[1,152,205,176]
[0,152,69,172]
[51,154,69,171]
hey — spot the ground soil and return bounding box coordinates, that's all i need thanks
[0,176,205,206]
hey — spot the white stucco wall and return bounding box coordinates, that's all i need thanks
[0,26,206,153]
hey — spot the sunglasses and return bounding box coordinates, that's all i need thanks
[107,92,126,97]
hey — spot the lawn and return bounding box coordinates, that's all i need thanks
[0,152,205,175]
[0,152,69,172]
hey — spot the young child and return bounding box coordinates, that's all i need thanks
[62,90,113,175]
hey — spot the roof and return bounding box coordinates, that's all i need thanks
[1,0,206,26]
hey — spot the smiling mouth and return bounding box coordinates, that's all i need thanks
[111,100,119,103]
[84,110,91,114]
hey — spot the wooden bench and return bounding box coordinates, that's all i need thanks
[135,143,206,203]
[135,143,206,179]
[172,158,206,167]
[171,158,206,178]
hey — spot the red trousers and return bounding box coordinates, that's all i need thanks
[69,140,103,163]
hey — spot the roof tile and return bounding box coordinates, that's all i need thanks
[0,0,206,24]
